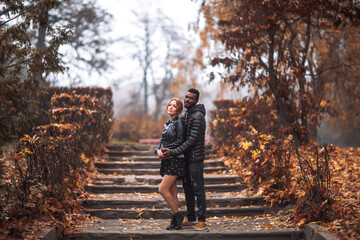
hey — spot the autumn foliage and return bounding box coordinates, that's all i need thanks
[50,90,113,155]
[198,2,359,237]
[210,99,294,195]
[210,99,360,239]
[0,81,45,148]
[0,0,72,148]
[13,124,80,203]
[111,114,166,142]
[295,146,332,222]
[198,0,360,143]
[0,87,113,239]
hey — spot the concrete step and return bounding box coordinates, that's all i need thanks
[72,216,304,240]
[97,166,228,175]
[93,175,243,185]
[105,151,153,157]
[83,196,265,209]
[73,231,303,240]
[75,145,306,240]
[84,206,273,219]
[106,145,153,151]
[106,154,219,162]
[85,191,253,201]
[105,144,214,150]
[105,150,216,157]
[94,160,225,169]
[85,183,247,194]
[107,156,160,161]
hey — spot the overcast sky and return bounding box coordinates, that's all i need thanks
[95,0,199,86]
[76,0,245,117]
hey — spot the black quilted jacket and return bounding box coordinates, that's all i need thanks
[154,116,185,154]
[170,104,206,163]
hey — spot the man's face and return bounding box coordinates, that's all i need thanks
[184,92,198,109]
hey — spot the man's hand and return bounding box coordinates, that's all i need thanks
[162,148,171,158]
[157,148,170,159]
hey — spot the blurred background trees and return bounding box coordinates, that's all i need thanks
[0,0,203,144]
[114,8,200,118]
[0,0,114,147]
[316,24,360,146]
[110,5,204,141]
[49,0,113,87]
[197,0,360,145]
[1,0,69,147]
[1,0,358,145]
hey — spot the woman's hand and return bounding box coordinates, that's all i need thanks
[157,148,171,159]
[157,149,164,158]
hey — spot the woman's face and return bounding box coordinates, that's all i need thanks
[167,100,178,116]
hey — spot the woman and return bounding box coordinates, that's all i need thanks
[155,98,185,230]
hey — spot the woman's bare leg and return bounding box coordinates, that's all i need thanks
[159,175,179,214]
[169,181,179,210]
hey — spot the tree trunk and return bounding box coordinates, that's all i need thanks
[143,70,148,115]
[36,9,49,88]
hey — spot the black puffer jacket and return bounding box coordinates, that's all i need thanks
[155,116,185,154]
[170,104,206,163]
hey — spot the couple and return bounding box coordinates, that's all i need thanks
[155,88,207,231]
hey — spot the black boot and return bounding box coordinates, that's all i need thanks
[174,212,184,230]
[166,214,176,230]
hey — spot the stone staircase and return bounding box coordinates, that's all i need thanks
[72,144,304,240]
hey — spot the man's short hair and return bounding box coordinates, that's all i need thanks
[188,88,200,100]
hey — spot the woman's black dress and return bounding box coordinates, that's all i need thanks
[155,116,185,179]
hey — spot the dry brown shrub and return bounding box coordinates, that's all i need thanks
[111,114,166,142]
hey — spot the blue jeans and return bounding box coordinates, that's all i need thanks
[182,161,206,222]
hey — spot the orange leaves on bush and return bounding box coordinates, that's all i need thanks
[320,100,327,107]
[212,119,218,126]
[210,97,293,191]
[13,153,20,161]
[295,145,332,222]
[111,114,166,141]
[1,86,113,240]
[240,141,252,150]
[251,149,260,159]
[50,107,110,156]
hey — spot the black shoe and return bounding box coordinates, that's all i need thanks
[166,214,175,230]
[174,212,184,230]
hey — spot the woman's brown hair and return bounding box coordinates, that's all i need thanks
[166,98,183,116]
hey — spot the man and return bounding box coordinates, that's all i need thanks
[162,88,207,231]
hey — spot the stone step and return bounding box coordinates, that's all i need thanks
[85,191,252,201]
[94,160,225,169]
[106,154,218,162]
[85,183,247,194]
[73,218,303,240]
[105,149,216,157]
[93,175,242,185]
[105,151,153,157]
[106,156,161,161]
[83,196,265,209]
[75,144,305,240]
[73,231,303,240]
[97,166,228,175]
[106,144,214,151]
[105,150,215,157]
[84,206,273,219]
[106,145,153,151]
[104,154,160,162]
